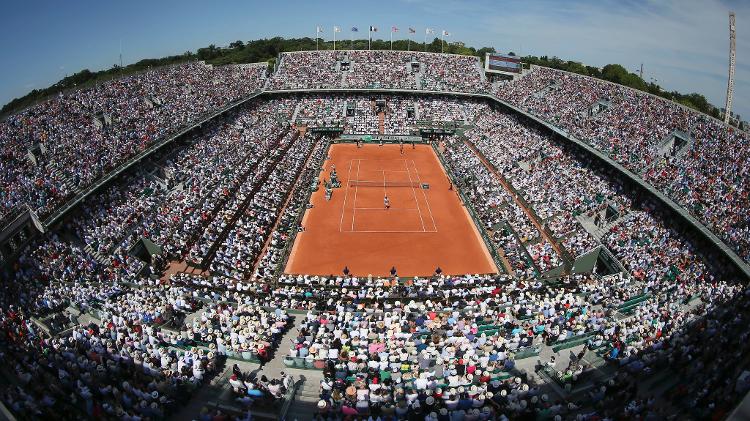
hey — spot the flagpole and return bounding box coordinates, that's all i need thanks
[334,28,336,52]
[316,27,319,51]
[369,27,371,50]
[441,31,444,53]
[424,30,427,51]
[390,30,393,51]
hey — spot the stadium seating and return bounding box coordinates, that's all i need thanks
[267,50,485,93]
[0,62,267,224]
[1,52,749,421]
[494,65,750,265]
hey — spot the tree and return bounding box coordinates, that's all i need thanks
[476,47,496,58]
[585,66,601,78]
[565,61,587,75]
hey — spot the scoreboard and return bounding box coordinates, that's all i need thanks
[485,53,522,74]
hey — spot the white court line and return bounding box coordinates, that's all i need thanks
[351,159,361,231]
[404,159,426,232]
[353,158,411,163]
[382,169,387,203]
[411,160,438,231]
[349,229,439,233]
[354,207,420,211]
[338,160,354,232]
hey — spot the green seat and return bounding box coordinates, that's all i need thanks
[551,331,596,353]
[617,294,651,310]
[491,372,512,381]
[514,345,541,360]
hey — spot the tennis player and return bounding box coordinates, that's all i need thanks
[384,195,390,209]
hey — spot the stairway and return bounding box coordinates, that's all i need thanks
[291,102,302,124]
[48,164,81,195]
[476,61,486,82]
[340,68,349,87]
[458,105,469,122]
[84,244,110,266]
[414,65,424,89]
[252,321,325,421]
[576,210,629,241]
[284,376,322,421]
[378,111,385,134]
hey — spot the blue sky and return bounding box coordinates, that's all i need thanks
[1,0,747,118]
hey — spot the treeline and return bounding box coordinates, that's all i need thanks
[196,36,495,67]
[0,36,727,123]
[522,55,723,120]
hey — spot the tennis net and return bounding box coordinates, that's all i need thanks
[348,180,422,188]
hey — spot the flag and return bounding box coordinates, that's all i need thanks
[334,26,341,33]
[351,27,359,32]
[370,26,378,32]
[442,30,450,36]
[392,26,399,32]
[408,27,416,34]
[426,28,434,34]
[317,26,323,33]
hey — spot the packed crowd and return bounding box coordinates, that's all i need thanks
[495,65,750,264]
[267,50,485,93]
[251,137,331,282]
[1,86,748,420]
[0,62,267,223]
[3,52,746,274]
[442,136,561,276]
[292,94,476,136]
[463,105,608,258]
[287,257,746,420]
[210,133,315,278]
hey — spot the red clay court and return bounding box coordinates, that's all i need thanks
[284,143,497,277]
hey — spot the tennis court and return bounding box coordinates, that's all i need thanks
[339,158,438,233]
[284,143,497,277]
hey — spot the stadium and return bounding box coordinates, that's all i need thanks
[0,8,749,421]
